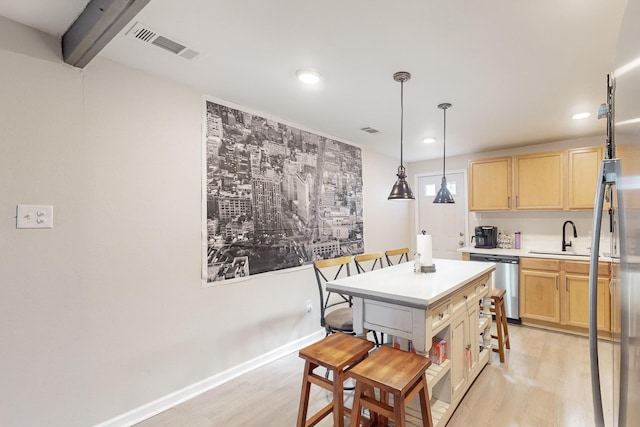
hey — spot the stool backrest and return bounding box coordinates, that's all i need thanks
[385,247,410,267]
[354,252,385,274]
[313,256,352,329]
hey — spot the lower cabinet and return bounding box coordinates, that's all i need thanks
[520,257,611,334]
[520,259,561,323]
[449,300,480,402]
[408,273,491,426]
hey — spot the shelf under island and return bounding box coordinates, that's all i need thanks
[326,258,496,427]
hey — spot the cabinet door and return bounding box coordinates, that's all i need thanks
[520,270,561,323]
[450,311,467,401]
[565,274,610,331]
[468,157,512,211]
[611,263,620,335]
[514,151,564,210]
[568,147,602,209]
[617,144,640,209]
[467,300,479,372]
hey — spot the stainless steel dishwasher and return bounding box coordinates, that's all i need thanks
[469,253,520,323]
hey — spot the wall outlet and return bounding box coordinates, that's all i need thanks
[305,300,313,313]
[16,205,54,229]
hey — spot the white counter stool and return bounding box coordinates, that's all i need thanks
[348,345,434,427]
[490,288,511,363]
[296,332,375,427]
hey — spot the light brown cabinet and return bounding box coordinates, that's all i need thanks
[617,144,640,209]
[611,262,620,335]
[567,147,602,209]
[520,257,611,335]
[520,258,561,322]
[514,151,564,210]
[563,260,610,332]
[468,146,604,211]
[468,157,512,211]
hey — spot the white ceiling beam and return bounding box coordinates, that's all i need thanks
[62,0,150,68]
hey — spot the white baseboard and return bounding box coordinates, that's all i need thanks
[95,329,325,427]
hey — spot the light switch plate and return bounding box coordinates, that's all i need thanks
[16,205,54,229]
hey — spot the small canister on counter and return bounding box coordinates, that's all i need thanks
[514,231,521,249]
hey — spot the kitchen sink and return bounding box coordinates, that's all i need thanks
[528,250,591,257]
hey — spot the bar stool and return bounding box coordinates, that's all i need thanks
[296,332,374,427]
[348,346,434,427]
[490,288,510,363]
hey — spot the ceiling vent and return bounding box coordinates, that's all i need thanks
[360,127,380,134]
[127,22,200,60]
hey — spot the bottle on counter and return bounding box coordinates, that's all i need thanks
[514,231,521,249]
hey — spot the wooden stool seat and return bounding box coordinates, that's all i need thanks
[297,333,374,427]
[490,288,510,363]
[348,346,434,427]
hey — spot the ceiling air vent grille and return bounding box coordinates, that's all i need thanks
[360,127,380,134]
[127,22,200,60]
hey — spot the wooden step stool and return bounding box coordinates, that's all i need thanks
[348,346,434,427]
[296,332,375,427]
[490,288,511,363]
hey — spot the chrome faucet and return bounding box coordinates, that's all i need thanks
[562,220,577,252]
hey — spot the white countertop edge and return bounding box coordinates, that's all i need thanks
[326,259,496,309]
[458,246,614,262]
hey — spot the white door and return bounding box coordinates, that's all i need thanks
[417,171,467,259]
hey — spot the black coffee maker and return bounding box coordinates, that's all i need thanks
[472,226,498,248]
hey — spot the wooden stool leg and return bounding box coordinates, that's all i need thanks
[296,361,314,427]
[351,381,364,427]
[494,298,505,363]
[394,392,406,427]
[419,374,434,427]
[332,368,345,427]
[501,299,511,349]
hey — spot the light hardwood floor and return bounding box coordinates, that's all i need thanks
[136,324,606,426]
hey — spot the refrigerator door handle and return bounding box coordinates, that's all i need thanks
[589,161,607,427]
[590,159,620,427]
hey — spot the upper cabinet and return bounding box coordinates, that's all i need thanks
[567,147,602,209]
[617,144,640,209]
[514,151,564,210]
[468,157,512,211]
[468,146,603,211]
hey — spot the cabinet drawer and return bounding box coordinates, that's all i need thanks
[476,280,489,298]
[520,257,560,271]
[430,301,450,332]
[563,260,610,276]
[452,288,478,314]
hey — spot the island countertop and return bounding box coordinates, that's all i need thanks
[326,258,496,309]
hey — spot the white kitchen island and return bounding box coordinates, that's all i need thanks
[326,258,496,427]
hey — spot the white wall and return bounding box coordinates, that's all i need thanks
[0,19,410,426]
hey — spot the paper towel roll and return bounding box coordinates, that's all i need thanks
[416,234,433,267]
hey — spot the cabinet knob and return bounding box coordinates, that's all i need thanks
[439,312,444,319]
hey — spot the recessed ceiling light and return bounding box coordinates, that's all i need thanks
[296,69,321,84]
[572,112,591,120]
[423,137,436,144]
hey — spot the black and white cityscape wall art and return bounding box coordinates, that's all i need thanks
[203,98,364,285]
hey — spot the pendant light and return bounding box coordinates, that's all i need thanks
[388,71,415,200]
[434,103,455,203]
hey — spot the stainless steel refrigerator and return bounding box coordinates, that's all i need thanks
[590,0,640,425]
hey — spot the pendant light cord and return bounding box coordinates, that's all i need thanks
[400,80,404,169]
[442,107,446,176]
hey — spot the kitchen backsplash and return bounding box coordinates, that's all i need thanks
[469,210,612,254]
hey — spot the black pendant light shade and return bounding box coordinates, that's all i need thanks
[388,71,415,200]
[434,103,455,204]
[389,165,414,200]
